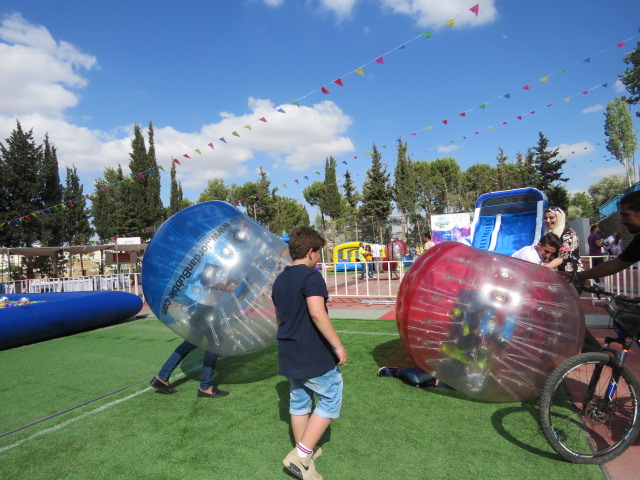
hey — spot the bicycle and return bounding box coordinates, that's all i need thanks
[538,284,640,464]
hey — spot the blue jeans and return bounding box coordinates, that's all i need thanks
[157,340,218,391]
[289,366,343,419]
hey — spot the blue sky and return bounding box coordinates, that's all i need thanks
[1,0,639,220]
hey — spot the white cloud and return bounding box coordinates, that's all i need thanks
[581,104,604,114]
[588,165,626,178]
[320,0,359,20]
[437,144,459,153]
[0,12,96,117]
[379,0,497,28]
[613,79,626,93]
[555,141,594,159]
[262,0,285,6]
[0,15,354,195]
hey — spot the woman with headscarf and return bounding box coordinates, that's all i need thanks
[544,206,600,353]
[543,206,583,274]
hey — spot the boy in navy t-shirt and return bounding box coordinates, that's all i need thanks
[272,226,347,480]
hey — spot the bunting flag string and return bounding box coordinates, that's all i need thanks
[166,28,636,179]
[161,4,484,161]
[415,79,612,155]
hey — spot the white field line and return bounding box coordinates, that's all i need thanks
[0,329,396,453]
[336,330,399,336]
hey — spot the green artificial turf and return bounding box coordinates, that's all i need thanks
[0,316,603,479]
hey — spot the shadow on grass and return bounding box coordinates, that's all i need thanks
[371,338,414,368]
[490,401,563,461]
[170,344,279,388]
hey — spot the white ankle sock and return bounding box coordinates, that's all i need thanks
[297,442,312,458]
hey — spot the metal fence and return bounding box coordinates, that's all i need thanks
[2,256,638,305]
[1,274,143,298]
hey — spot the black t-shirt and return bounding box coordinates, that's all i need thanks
[619,234,640,263]
[271,264,337,379]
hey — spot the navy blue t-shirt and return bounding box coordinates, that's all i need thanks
[271,264,337,379]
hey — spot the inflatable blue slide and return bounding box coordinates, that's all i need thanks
[470,188,548,256]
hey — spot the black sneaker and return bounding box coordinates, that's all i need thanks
[377,367,399,377]
[197,388,229,398]
[150,376,177,394]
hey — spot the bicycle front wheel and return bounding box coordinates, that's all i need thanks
[539,352,640,464]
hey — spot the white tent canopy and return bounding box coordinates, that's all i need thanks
[0,244,147,256]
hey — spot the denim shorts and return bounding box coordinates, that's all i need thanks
[289,366,343,420]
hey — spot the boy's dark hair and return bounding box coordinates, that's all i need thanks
[288,226,326,260]
[590,223,599,232]
[620,190,640,212]
[539,232,561,251]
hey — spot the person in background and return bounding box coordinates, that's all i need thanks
[370,242,382,272]
[409,245,417,259]
[357,242,369,280]
[511,233,561,265]
[542,206,583,276]
[423,233,435,252]
[364,244,375,278]
[587,223,606,284]
[610,232,624,256]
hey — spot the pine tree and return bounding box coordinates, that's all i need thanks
[361,144,393,242]
[341,170,359,239]
[319,156,342,247]
[91,166,125,242]
[145,122,164,226]
[0,121,43,247]
[393,141,417,241]
[531,132,567,205]
[39,134,65,247]
[167,161,183,217]
[119,123,163,241]
[62,166,93,275]
[604,97,638,186]
[62,166,93,244]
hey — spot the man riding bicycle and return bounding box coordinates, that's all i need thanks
[559,191,640,351]
[565,190,640,284]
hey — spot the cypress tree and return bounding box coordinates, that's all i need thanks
[38,135,65,247]
[393,141,417,241]
[361,144,393,242]
[168,161,183,217]
[0,121,42,247]
[120,123,163,241]
[319,156,342,247]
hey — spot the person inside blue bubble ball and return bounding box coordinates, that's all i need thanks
[149,264,241,398]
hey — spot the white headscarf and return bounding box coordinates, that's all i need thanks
[545,206,566,238]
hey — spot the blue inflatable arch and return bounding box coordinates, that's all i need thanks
[470,188,548,256]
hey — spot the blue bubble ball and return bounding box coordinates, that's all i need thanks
[142,201,291,356]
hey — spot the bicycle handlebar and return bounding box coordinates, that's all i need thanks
[577,283,640,304]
